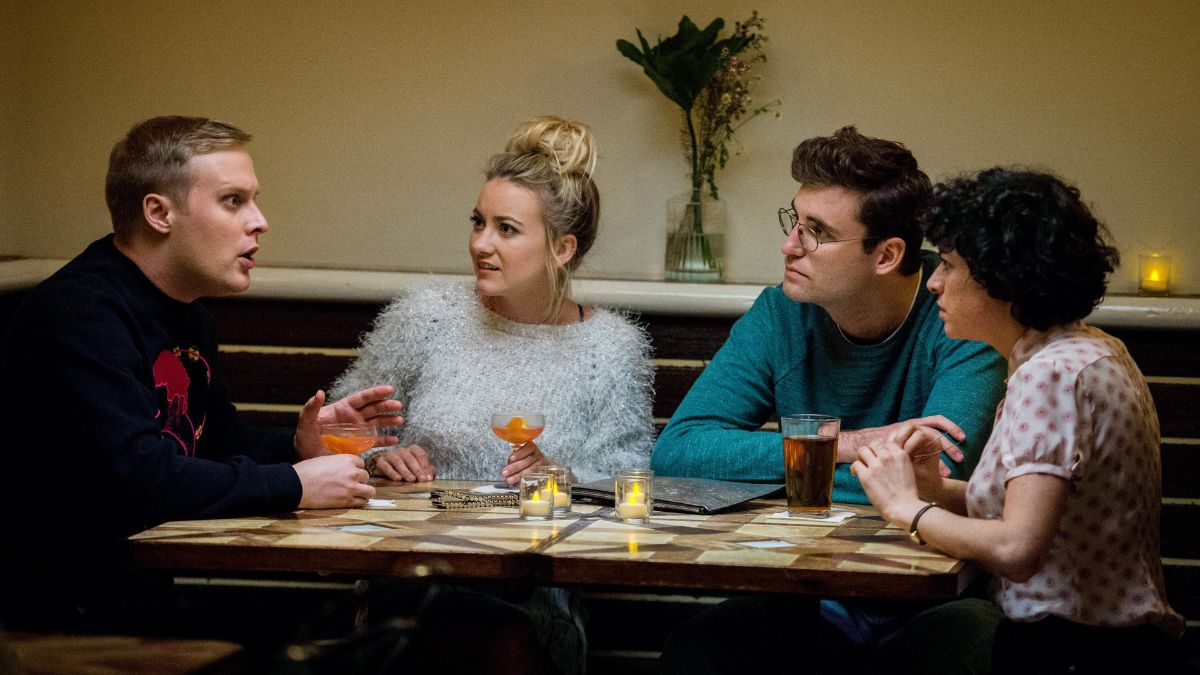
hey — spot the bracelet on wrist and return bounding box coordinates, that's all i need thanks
[362,447,387,476]
[908,502,938,545]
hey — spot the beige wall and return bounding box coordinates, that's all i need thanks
[0,1,21,255]
[2,0,1198,294]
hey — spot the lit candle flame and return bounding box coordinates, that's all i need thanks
[1150,270,1161,282]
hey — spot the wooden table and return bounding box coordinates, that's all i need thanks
[131,480,975,601]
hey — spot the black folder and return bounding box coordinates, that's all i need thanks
[572,476,783,514]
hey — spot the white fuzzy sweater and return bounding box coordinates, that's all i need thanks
[331,281,655,482]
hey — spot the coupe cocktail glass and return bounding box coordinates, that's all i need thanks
[490,412,545,450]
[319,422,378,455]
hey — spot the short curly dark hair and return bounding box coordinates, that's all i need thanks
[791,126,931,276]
[923,168,1119,331]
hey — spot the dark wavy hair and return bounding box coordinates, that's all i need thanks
[791,126,931,275]
[923,168,1120,330]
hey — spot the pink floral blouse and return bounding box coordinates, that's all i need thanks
[965,322,1184,636]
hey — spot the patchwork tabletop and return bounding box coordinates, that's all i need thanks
[131,480,973,600]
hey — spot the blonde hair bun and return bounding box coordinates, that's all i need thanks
[485,115,602,320]
[505,115,597,178]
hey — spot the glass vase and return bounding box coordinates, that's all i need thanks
[664,191,726,283]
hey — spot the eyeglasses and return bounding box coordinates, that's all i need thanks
[778,207,878,253]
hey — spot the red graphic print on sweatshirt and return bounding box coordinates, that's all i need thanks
[152,347,210,456]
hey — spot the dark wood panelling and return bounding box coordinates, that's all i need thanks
[204,298,381,348]
[219,352,353,402]
[1161,504,1200,559]
[237,410,297,428]
[1107,327,1200,378]
[652,365,704,419]
[1150,383,1200,438]
[1162,443,1200,499]
[203,301,741,357]
[1164,563,1200,622]
[637,313,735,361]
[219,351,710,423]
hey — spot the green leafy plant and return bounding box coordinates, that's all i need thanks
[618,13,779,216]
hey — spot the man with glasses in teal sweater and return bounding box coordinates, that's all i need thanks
[655,127,1006,675]
[654,125,1004,499]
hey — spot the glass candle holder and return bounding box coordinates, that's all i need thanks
[614,469,653,523]
[518,472,554,520]
[1139,254,1171,296]
[544,465,572,514]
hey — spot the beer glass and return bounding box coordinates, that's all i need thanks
[781,414,840,517]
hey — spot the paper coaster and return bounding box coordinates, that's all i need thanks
[765,509,855,523]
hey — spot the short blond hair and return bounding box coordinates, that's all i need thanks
[106,116,251,240]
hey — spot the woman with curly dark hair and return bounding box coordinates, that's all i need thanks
[851,168,1187,673]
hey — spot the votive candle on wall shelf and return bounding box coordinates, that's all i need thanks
[1139,254,1171,296]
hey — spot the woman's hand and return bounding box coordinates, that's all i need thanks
[369,445,436,483]
[500,440,553,485]
[887,424,956,489]
[851,440,926,525]
[838,415,965,464]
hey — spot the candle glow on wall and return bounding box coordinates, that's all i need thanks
[1139,254,1172,295]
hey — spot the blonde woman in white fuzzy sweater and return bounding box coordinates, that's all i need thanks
[332,115,654,675]
[333,116,654,489]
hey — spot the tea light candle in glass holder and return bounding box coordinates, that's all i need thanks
[614,469,653,523]
[544,465,572,514]
[519,472,554,520]
[1139,254,1171,296]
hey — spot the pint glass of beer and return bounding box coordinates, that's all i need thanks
[781,414,840,517]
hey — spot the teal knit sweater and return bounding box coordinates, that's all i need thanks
[652,252,1007,504]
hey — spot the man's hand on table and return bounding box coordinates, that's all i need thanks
[370,444,436,482]
[295,454,375,508]
[839,415,965,477]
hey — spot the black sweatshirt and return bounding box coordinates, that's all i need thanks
[1,235,301,622]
